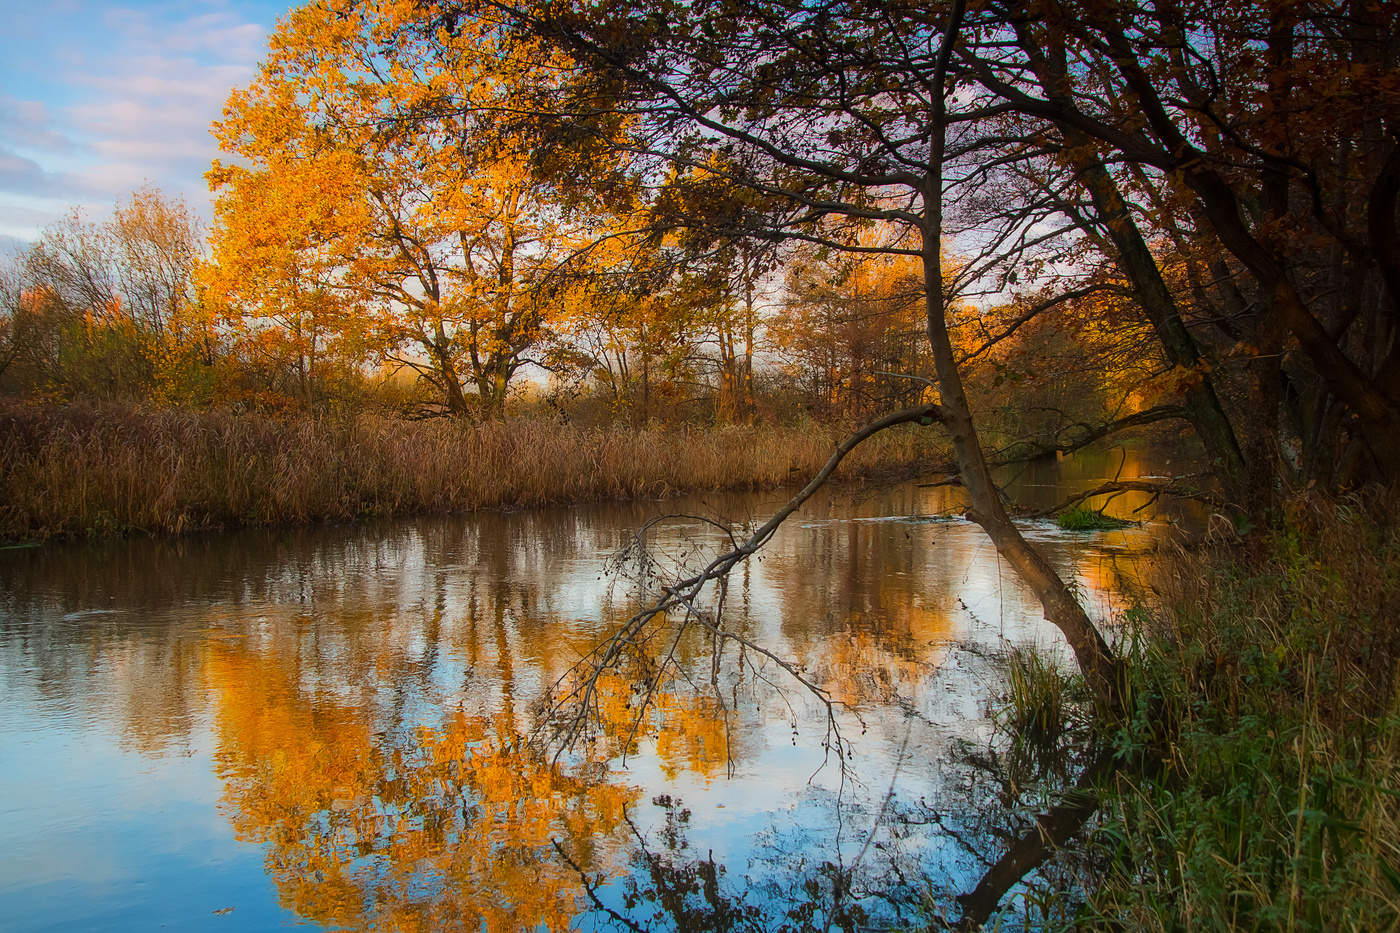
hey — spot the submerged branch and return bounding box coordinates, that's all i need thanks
[1020,476,1221,519]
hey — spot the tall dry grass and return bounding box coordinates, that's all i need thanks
[0,402,947,541]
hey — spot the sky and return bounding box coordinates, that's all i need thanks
[0,0,290,251]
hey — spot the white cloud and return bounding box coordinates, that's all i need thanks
[0,203,74,229]
[67,11,269,200]
[0,1,276,238]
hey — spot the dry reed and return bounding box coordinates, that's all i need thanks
[0,402,947,541]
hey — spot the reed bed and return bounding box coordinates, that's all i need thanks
[0,403,947,541]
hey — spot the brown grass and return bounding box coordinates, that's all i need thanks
[0,402,947,541]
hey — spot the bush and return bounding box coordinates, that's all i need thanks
[1083,489,1400,931]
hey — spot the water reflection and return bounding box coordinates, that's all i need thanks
[207,642,637,932]
[0,445,1188,929]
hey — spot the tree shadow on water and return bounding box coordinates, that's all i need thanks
[551,643,1115,933]
[558,793,880,933]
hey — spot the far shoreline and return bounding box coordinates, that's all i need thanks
[0,402,952,547]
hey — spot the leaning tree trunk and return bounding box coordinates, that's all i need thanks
[921,5,1119,708]
[919,221,1121,711]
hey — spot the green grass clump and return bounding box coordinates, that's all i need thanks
[1080,489,1400,931]
[995,646,1095,782]
[1055,505,1135,531]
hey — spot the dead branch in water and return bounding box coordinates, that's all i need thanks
[539,403,947,768]
[1018,476,1220,520]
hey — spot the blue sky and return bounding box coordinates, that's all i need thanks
[0,0,290,248]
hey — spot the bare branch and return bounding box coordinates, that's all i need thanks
[540,402,947,757]
[1018,476,1220,520]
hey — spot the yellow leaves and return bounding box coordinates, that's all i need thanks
[205,0,610,414]
[204,636,639,931]
[807,625,946,710]
[204,134,375,378]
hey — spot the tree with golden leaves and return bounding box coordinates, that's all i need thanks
[206,0,621,418]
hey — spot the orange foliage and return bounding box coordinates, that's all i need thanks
[205,643,636,931]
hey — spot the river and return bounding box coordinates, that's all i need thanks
[0,445,1195,930]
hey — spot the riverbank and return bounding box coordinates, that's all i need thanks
[0,402,949,542]
[1003,489,1400,929]
[1091,488,1400,929]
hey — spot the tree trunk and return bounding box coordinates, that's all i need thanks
[1027,28,1253,508]
[1069,147,1253,508]
[919,10,1119,705]
[439,355,471,416]
[427,324,470,417]
[1184,163,1400,474]
[920,221,1120,711]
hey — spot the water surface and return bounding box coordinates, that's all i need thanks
[0,446,1189,930]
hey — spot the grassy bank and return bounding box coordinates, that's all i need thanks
[1077,490,1400,930]
[0,403,947,541]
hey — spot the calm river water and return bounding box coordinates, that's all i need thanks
[0,447,1193,930]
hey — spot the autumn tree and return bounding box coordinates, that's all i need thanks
[439,0,1392,707]
[564,284,697,421]
[686,240,776,423]
[207,0,625,418]
[2,188,209,402]
[942,0,1400,500]
[953,262,1170,458]
[0,257,29,384]
[108,187,206,344]
[773,244,930,420]
[202,148,367,407]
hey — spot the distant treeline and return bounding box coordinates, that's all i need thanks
[0,187,1130,437]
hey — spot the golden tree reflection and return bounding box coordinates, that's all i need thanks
[203,625,746,930]
[810,630,940,710]
[801,582,956,710]
[586,668,733,782]
[205,643,637,931]
[653,694,731,783]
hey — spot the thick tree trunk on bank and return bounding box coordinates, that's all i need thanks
[1025,29,1253,509]
[437,353,472,417]
[1182,164,1400,476]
